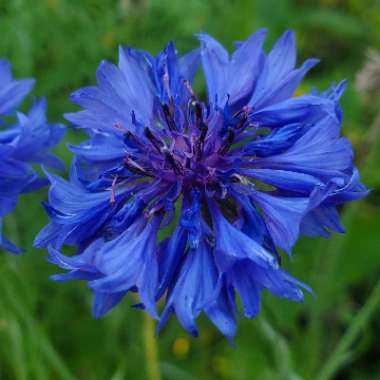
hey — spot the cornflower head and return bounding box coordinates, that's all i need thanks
[0,60,64,253]
[35,29,367,340]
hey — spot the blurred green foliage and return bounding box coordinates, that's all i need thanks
[1,0,380,379]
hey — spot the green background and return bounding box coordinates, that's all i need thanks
[1,0,380,379]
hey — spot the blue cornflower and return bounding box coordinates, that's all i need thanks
[0,60,65,254]
[35,30,367,340]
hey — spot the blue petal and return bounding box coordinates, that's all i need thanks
[118,47,154,123]
[249,29,296,106]
[92,291,127,319]
[45,172,112,222]
[158,240,220,336]
[89,217,160,319]
[36,171,128,248]
[34,222,63,248]
[265,30,297,81]
[251,59,319,109]
[325,168,369,205]
[67,85,133,133]
[250,191,309,254]
[254,116,353,179]
[228,262,262,318]
[7,99,65,169]
[209,200,278,271]
[0,59,35,116]
[245,123,303,156]
[197,33,229,106]
[205,281,237,341]
[178,48,200,84]
[47,245,99,272]
[300,169,367,238]
[66,49,154,132]
[257,267,310,302]
[235,262,312,303]
[250,95,335,127]
[156,226,187,299]
[301,206,344,237]
[180,190,201,249]
[226,29,267,106]
[50,270,101,282]
[68,133,125,162]
[242,168,321,194]
[235,194,268,245]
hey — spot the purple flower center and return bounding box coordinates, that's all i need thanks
[116,92,254,215]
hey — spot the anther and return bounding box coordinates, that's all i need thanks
[231,174,249,185]
[218,128,235,155]
[236,113,248,129]
[124,131,143,148]
[110,175,118,205]
[190,96,203,123]
[199,122,208,143]
[162,104,176,131]
[144,127,162,153]
[183,80,195,96]
[195,122,208,160]
[162,148,183,175]
[124,156,151,176]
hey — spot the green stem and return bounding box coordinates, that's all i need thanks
[258,318,301,380]
[316,278,380,380]
[143,313,161,380]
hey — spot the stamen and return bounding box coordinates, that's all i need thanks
[162,104,176,131]
[190,97,203,123]
[218,128,235,155]
[124,156,152,176]
[195,122,208,160]
[110,175,118,205]
[199,122,208,143]
[183,80,195,96]
[124,131,143,148]
[144,127,163,153]
[231,174,249,185]
[162,147,183,175]
[144,204,164,219]
[236,113,248,129]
